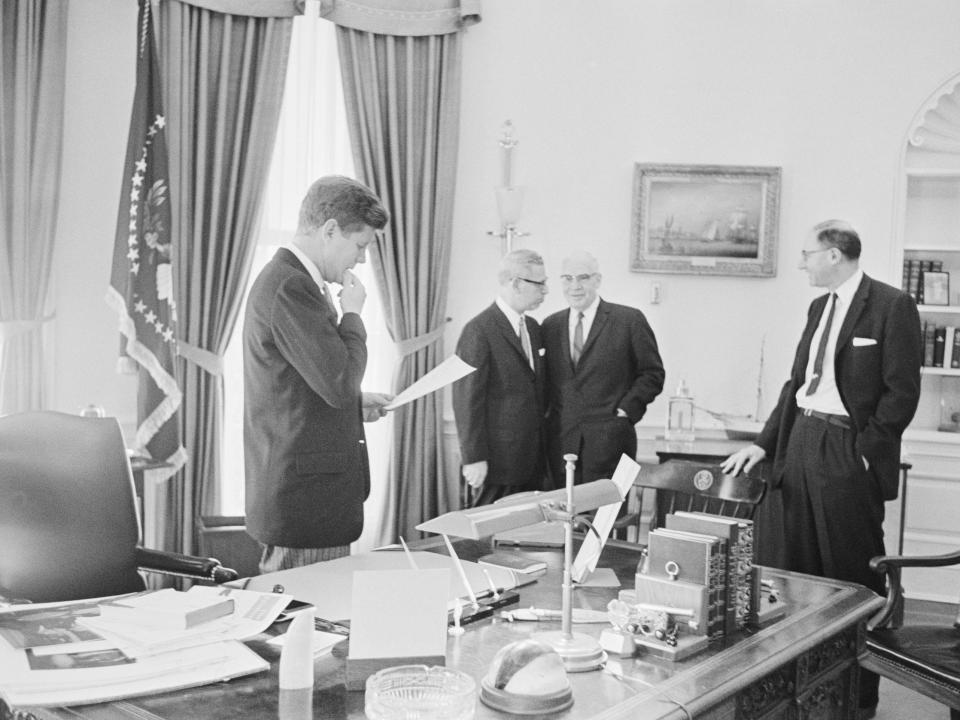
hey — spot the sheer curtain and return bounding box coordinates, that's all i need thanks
[221,10,396,553]
[0,0,68,414]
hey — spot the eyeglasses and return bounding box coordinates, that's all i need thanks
[560,273,596,284]
[800,248,832,260]
[514,276,548,288]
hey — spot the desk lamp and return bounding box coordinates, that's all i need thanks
[416,455,624,671]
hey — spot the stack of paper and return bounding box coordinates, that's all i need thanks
[0,586,291,708]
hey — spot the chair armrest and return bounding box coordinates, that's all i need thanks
[135,547,239,584]
[867,549,960,631]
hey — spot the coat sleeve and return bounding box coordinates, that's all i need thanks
[617,311,666,422]
[858,292,922,463]
[270,273,367,408]
[452,320,491,465]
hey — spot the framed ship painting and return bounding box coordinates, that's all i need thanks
[630,164,781,277]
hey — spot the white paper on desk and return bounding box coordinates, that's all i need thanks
[348,569,449,660]
[571,455,640,584]
[383,355,475,410]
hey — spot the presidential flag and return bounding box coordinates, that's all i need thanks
[106,0,185,474]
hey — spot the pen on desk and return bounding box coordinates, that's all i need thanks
[314,617,350,636]
[442,533,479,607]
[480,568,500,600]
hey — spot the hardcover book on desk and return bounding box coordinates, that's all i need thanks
[665,512,756,633]
[646,528,726,640]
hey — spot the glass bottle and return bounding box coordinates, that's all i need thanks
[665,379,695,442]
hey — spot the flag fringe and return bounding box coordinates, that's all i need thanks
[106,286,185,461]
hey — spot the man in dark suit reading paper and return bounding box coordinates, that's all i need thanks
[542,250,665,486]
[243,176,391,574]
[452,249,550,506]
[722,219,922,720]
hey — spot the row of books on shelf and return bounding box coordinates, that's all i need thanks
[902,259,946,304]
[922,321,960,368]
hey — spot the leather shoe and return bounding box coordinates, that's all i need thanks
[858,704,878,720]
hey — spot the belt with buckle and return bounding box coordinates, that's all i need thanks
[799,407,851,429]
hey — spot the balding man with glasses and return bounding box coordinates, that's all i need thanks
[452,249,551,505]
[542,250,665,487]
[722,219,922,720]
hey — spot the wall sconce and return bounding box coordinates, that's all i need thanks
[487,120,529,255]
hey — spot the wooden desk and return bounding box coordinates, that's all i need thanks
[8,537,882,720]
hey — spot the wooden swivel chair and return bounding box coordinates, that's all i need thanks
[618,459,766,541]
[0,411,238,603]
[860,549,960,719]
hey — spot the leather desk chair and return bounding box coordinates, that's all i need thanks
[615,459,766,541]
[0,411,237,603]
[860,549,960,720]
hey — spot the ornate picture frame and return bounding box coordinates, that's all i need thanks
[630,163,781,277]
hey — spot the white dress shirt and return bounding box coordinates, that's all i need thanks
[796,269,864,415]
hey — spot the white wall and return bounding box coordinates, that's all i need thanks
[448,0,960,431]
[51,0,960,439]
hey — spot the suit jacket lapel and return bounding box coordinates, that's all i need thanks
[835,275,869,358]
[580,300,609,361]
[795,294,827,382]
[492,303,534,374]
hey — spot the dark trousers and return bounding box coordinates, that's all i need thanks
[781,412,887,709]
[549,416,637,488]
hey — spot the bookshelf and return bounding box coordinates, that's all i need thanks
[899,170,960,435]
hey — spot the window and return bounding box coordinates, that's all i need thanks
[220,13,396,553]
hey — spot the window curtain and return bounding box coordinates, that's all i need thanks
[324,0,481,541]
[155,0,299,554]
[0,0,67,414]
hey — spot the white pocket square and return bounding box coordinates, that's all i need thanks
[852,337,877,347]
[538,347,546,356]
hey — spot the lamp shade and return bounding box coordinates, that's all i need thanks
[416,479,624,540]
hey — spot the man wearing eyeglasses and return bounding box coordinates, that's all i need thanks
[542,250,665,486]
[722,219,921,720]
[452,249,551,505]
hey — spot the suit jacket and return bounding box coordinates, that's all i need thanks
[243,248,370,548]
[542,299,665,480]
[756,274,922,501]
[452,303,547,488]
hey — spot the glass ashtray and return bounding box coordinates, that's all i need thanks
[365,664,476,720]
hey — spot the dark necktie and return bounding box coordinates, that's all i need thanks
[806,293,837,396]
[518,316,534,370]
[571,312,584,367]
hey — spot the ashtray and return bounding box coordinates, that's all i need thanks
[365,665,476,720]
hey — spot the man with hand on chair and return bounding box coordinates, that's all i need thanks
[722,219,922,720]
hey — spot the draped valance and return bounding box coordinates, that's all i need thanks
[319,0,480,36]
[168,0,305,18]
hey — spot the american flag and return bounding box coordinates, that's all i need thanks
[106,0,185,475]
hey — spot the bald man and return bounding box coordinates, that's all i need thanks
[542,250,665,486]
[722,220,922,720]
[452,249,550,505]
